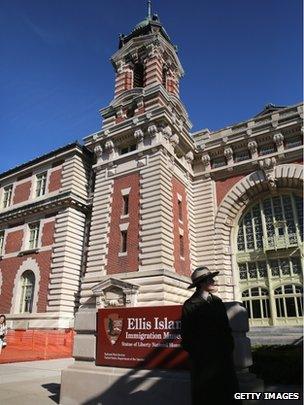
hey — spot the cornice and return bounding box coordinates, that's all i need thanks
[194,146,303,181]
[193,103,303,150]
[0,191,91,223]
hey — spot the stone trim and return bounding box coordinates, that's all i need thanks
[11,257,41,314]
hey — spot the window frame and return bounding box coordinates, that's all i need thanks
[19,270,35,314]
[27,222,40,250]
[35,171,47,198]
[2,184,13,209]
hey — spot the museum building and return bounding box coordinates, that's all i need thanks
[0,8,302,358]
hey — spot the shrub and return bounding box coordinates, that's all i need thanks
[250,345,303,384]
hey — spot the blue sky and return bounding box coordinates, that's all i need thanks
[0,0,302,173]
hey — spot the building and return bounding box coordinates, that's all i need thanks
[0,5,302,361]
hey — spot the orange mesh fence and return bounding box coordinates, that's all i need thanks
[0,329,75,363]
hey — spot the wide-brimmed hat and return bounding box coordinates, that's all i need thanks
[188,266,219,289]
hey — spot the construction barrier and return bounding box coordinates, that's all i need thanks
[0,329,75,363]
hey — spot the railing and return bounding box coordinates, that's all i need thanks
[263,234,299,251]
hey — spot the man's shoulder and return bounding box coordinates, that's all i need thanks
[183,292,201,307]
[210,294,223,303]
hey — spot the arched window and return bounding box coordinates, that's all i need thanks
[19,270,35,313]
[237,194,303,252]
[236,193,303,326]
[242,287,270,319]
[133,63,144,88]
[274,284,303,318]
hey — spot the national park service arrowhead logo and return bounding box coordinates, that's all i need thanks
[104,313,123,345]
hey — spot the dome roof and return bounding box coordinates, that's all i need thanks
[119,14,172,48]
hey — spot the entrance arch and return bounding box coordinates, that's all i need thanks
[214,163,303,309]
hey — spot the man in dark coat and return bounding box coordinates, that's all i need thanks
[181,266,241,405]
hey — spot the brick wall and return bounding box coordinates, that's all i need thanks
[41,221,55,246]
[172,177,191,276]
[106,173,140,274]
[0,251,52,313]
[216,174,245,206]
[5,230,23,254]
[48,169,62,193]
[13,181,31,204]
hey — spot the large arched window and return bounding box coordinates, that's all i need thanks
[274,284,303,318]
[242,287,270,319]
[237,194,302,252]
[236,193,303,326]
[133,63,144,88]
[19,270,35,313]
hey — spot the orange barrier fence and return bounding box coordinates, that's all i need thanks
[0,329,75,363]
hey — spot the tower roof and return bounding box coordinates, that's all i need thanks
[119,3,172,48]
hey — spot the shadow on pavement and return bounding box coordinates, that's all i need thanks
[42,383,60,404]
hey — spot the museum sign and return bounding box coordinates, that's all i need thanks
[96,305,189,369]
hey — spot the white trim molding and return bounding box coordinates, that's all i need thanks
[11,257,41,314]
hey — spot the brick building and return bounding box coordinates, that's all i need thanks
[0,8,302,359]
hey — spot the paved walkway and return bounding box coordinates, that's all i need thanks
[0,358,73,404]
[0,358,302,404]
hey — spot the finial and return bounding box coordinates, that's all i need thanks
[147,0,152,19]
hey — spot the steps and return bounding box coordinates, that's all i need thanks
[248,327,303,346]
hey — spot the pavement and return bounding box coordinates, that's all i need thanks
[0,358,302,404]
[0,358,73,404]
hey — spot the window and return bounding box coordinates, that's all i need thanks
[178,199,183,221]
[179,234,184,257]
[19,270,35,313]
[133,63,144,88]
[237,194,303,252]
[28,222,40,249]
[242,287,270,319]
[259,143,275,156]
[35,172,47,197]
[120,144,137,155]
[211,157,226,169]
[122,195,129,216]
[162,67,167,88]
[2,185,12,208]
[120,230,128,253]
[274,285,303,318]
[237,193,303,326]
[238,261,267,280]
[234,150,250,162]
[285,136,302,149]
[0,231,4,255]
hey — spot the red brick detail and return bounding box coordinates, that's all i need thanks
[116,116,125,124]
[41,221,55,246]
[106,173,140,274]
[136,107,145,115]
[0,251,52,313]
[172,177,191,277]
[48,169,62,193]
[216,174,245,206]
[5,230,23,254]
[13,181,31,204]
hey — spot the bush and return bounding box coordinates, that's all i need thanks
[250,345,303,384]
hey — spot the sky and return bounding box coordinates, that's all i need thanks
[0,0,302,173]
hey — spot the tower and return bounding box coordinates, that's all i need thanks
[81,3,196,310]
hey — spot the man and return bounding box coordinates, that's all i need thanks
[181,266,241,405]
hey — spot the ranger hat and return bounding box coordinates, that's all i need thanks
[188,266,219,289]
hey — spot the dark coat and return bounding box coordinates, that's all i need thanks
[181,291,241,405]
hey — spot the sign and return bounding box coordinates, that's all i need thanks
[96,305,189,370]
